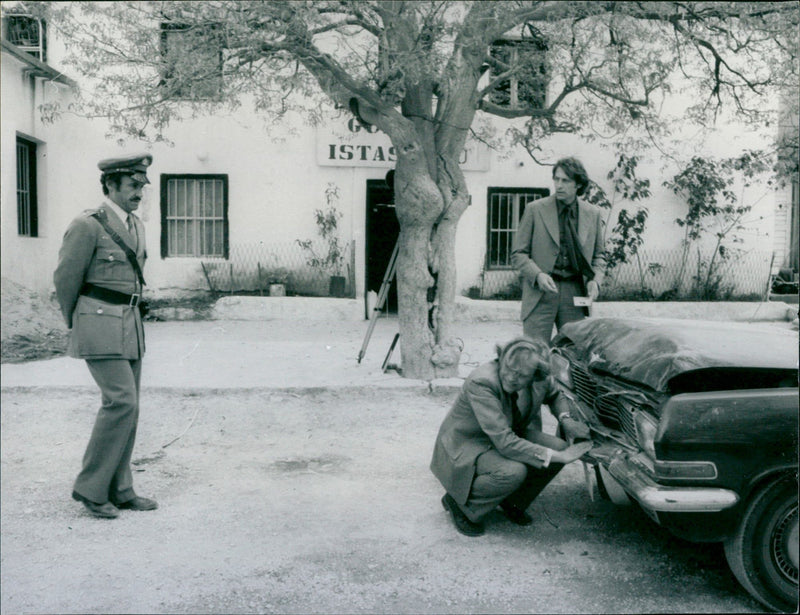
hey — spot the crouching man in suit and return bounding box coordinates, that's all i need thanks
[54,153,158,519]
[430,337,592,536]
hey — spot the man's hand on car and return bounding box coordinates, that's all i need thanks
[551,441,593,465]
[562,417,591,443]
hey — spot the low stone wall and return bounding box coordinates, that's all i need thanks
[455,297,798,323]
[203,295,797,323]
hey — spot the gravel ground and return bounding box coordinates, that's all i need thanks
[2,377,764,613]
[1,280,784,613]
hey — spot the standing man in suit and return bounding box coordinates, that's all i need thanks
[511,157,607,343]
[431,337,592,536]
[54,153,158,519]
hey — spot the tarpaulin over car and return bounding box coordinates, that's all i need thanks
[555,318,799,392]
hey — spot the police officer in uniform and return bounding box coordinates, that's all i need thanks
[54,154,157,519]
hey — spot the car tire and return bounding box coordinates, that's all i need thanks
[723,477,798,612]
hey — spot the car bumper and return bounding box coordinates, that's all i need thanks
[595,448,740,514]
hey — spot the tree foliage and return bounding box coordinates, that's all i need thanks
[36,1,800,378]
[664,151,772,298]
[297,184,349,277]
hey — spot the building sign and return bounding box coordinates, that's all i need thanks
[316,114,489,171]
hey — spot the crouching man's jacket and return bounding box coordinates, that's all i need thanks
[430,360,570,506]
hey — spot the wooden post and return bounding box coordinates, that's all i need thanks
[257,262,264,296]
[201,262,217,294]
[349,239,356,298]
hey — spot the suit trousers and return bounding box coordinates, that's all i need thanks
[523,278,586,344]
[73,358,141,504]
[459,431,567,523]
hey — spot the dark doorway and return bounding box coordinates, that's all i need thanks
[365,178,399,318]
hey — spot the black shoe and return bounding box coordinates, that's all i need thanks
[72,491,119,519]
[500,501,533,526]
[115,496,158,511]
[441,493,484,537]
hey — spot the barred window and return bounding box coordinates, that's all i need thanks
[16,136,38,237]
[2,13,46,62]
[487,27,548,110]
[486,187,549,269]
[161,175,228,258]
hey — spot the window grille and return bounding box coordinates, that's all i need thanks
[3,13,46,61]
[161,175,228,258]
[486,188,548,269]
[487,27,547,110]
[16,136,38,237]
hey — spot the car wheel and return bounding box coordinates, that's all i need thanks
[723,477,798,612]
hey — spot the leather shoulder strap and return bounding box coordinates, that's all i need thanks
[90,210,146,286]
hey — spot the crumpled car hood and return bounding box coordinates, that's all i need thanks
[556,317,799,392]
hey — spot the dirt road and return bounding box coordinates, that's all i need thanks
[2,381,762,613]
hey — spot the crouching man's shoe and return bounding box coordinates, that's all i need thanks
[116,496,158,511]
[72,491,119,519]
[500,501,533,526]
[441,493,484,537]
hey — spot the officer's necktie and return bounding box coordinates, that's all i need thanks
[127,215,138,250]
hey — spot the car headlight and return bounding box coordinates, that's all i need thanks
[634,411,658,459]
[549,351,572,388]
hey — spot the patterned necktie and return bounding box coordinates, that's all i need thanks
[557,200,594,280]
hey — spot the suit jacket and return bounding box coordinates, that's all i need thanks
[54,204,146,360]
[511,194,607,321]
[430,360,570,506]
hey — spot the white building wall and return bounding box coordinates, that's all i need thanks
[1,22,787,301]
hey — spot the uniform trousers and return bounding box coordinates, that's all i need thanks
[73,358,141,505]
[459,430,567,523]
[523,278,586,344]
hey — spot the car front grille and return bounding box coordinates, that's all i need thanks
[571,363,640,443]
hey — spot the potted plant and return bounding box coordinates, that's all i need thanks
[297,184,349,297]
[266,267,289,297]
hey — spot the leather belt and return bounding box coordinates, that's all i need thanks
[551,273,581,282]
[81,283,141,307]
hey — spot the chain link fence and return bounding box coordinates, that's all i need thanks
[473,249,774,301]
[200,240,356,298]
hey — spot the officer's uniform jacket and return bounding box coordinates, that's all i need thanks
[54,204,146,360]
[430,360,570,506]
[511,194,607,321]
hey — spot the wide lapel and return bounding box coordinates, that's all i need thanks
[540,196,560,246]
[577,199,593,257]
[527,380,546,432]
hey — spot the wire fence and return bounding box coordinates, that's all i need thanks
[474,248,775,301]
[200,240,356,298]
[198,241,773,301]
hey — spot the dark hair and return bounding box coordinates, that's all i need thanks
[552,157,590,196]
[100,172,126,196]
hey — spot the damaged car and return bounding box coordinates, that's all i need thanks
[551,318,798,612]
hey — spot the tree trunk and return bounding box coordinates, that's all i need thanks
[393,163,443,381]
[428,216,462,378]
[393,157,469,380]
